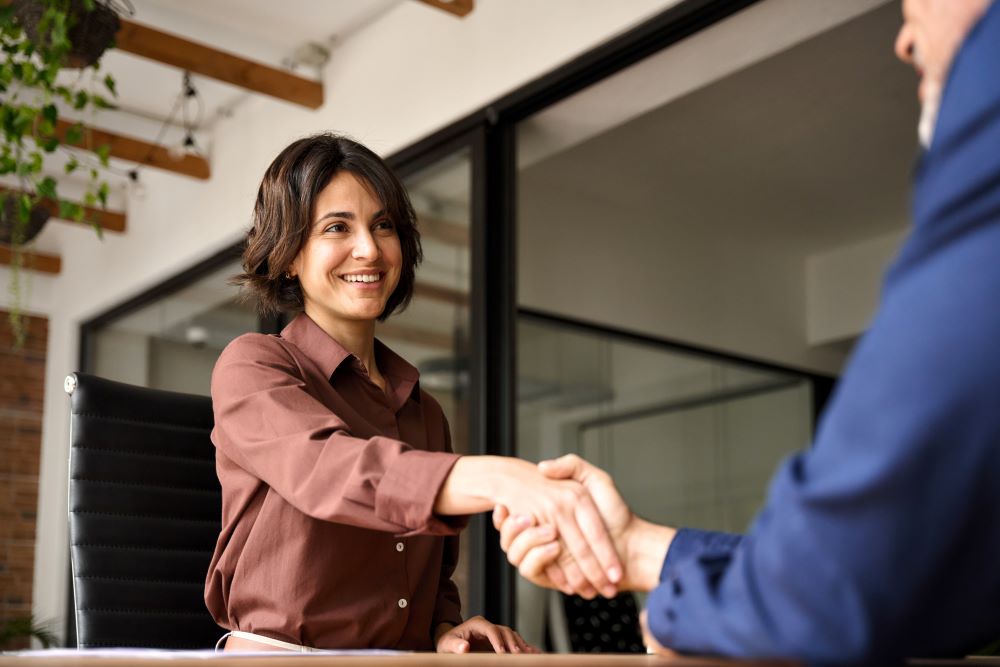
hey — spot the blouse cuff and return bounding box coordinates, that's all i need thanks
[376,449,466,536]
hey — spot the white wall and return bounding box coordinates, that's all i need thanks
[1,0,679,640]
[806,229,908,345]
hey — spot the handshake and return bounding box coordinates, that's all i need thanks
[436,453,678,651]
[486,454,676,594]
[493,455,678,653]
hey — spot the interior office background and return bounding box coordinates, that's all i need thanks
[0,0,917,649]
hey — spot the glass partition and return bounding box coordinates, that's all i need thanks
[89,259,257,395]
[516,312,814,649]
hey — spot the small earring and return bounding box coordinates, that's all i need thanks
[284,272,293,280]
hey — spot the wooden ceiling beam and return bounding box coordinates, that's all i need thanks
[115,19,324,109]
[0,187,126,233]
[0,245,61,274]
[416,0,474,18]
[54,119,210,180]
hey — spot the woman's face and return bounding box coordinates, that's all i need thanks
[289,170,402,326]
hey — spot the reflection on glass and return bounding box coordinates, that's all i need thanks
[91,259,257,395]
[516,313,814,649]
[381,149,473,609]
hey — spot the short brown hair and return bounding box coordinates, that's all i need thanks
[235,133,422,321]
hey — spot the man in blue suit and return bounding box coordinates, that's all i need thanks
[495,0,1000,663]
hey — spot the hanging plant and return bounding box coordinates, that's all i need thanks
[11,0,121,68]
[0,0,127,346]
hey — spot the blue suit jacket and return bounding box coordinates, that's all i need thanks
[646,4,1000,664]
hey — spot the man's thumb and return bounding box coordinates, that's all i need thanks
[538,454,583,480]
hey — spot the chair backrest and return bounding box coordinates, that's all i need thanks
[558,591,644,653]
[65,372,222,649]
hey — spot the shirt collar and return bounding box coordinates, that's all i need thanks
[280,313,421,408]
[374,337,421,409]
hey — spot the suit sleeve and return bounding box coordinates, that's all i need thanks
[211,334,463,537]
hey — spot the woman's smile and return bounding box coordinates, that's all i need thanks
[339,271,386,288]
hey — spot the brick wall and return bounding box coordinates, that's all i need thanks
[0,312,48,650]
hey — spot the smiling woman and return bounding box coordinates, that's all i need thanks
[204,133,621,654]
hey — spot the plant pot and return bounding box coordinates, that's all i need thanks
[12,0,120,69]
[0,198,51,245]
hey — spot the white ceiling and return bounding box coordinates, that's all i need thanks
[520,1,918,258]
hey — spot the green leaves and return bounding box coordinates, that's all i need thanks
[97,181,109,206]
[39,103,57,135]
[37,176,57,200]
[58,199,84,222]
[90,93,113,110]
[20,151,43,176]
[95,143,110,167]
[64,122,83,144]
[0,616,58,649]
[17,192,31,224]
[2,0,122,350]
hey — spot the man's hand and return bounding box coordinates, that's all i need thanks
[439,456,623,598]
[434,617,538,654]
[495,454,676,595]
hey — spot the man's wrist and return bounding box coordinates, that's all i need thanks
[623,518,676,592]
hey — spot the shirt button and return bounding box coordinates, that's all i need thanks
[398,598,408,609]
[396,542,405,552]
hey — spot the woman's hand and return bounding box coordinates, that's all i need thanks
[494,455,676,595]
[492,505,565,591]
[435,456,623,598]
[434,617,538,653]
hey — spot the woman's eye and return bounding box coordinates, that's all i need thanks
[324,223,348,233]
[374,220,395,232]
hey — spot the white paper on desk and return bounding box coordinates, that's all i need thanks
[4,648,405,659]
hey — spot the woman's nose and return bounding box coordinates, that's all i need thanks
[352,230,380,259]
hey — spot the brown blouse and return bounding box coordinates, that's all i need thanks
[204,313,466,649]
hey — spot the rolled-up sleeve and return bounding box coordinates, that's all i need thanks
[211,334,461,536]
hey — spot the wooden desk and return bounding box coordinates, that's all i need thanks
[2,651,995,665]
[0,653,795,666]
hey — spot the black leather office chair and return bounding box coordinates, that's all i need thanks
[65,372,223,648]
